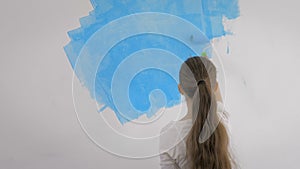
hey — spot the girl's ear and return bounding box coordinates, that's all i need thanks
[178,84,184,95]
[214,82,219,92]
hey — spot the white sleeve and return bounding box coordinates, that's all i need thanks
[159,122,180,169]
[160,152,180,169]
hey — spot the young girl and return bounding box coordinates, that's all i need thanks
[159,56,235,169]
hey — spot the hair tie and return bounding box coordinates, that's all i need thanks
[197,79,205,86]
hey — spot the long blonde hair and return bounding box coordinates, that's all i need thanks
[179,56,235,169]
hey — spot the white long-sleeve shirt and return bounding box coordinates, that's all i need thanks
[159,101,227,169]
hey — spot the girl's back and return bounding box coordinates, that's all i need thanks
[159,101,227,169]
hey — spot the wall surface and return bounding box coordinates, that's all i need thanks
[0,0,299,169]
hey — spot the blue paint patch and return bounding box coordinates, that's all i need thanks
[64,0,240,124]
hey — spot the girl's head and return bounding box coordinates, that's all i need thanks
[179,56,234,169]
[179,56,217,98]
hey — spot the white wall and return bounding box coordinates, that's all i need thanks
[0,0,299,168]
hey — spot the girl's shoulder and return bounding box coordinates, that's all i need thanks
[159,119,193,152]
[160,119,193,136]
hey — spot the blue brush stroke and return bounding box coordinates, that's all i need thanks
[64,0,239,124]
